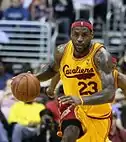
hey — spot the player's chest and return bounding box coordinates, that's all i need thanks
[61,57,96,79]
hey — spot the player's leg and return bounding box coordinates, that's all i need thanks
[61,119,84,142]
[61,125,80,142]
[75,106,112,142]
[58,100,85,142]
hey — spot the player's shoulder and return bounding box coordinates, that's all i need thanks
[55,43,68,54]
[93,43,115,73]
[93,41,108,58]
[93,41,104,47]
[54,42,69,62]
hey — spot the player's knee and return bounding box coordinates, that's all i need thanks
[62,125,80,142]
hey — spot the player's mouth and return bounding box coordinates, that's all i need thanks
[76,45,84,49]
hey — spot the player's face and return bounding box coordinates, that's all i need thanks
[71,27,93,54]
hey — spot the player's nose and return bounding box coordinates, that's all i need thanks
[77,36,83,43]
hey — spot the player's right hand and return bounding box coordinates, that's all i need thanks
[46,87,55,99]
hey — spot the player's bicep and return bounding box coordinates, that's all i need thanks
[94,48,115,89]
[94,48,114,73]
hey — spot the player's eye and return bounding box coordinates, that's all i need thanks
[74,32,79,37]
[82,33,89,37]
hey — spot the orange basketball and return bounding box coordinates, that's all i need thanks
[11,73,40,102]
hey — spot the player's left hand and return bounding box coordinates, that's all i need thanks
[58,96,82,105]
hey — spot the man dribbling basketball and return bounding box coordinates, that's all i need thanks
[15,19,126,142]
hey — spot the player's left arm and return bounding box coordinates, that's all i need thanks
[81,47,116,105]
[59,47,116,105]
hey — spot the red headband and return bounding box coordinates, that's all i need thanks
[71,21,93,31]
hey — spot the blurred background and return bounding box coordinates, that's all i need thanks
[0,0,126,142]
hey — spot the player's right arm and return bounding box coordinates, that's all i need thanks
[46,72,60,98]
[36,44,66,81]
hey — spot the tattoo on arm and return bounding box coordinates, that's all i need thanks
[36,43,66,81]
[53,43,66,71]
[36,60,57,81]
[82,48,116,105]
[94,48,114,73]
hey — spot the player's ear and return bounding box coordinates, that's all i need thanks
[70,29,73,38]
[91,31,94,39]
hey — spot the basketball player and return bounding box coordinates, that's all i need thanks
[35,19,126,142]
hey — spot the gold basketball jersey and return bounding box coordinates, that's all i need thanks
[60,41,117,118]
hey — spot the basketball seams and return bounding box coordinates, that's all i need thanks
[26,75,29,102]
[11,73,40,102]
[17,75,27,102]
[26,74,34,101]
[23,74,33,102]
[27,74,40,98]
[27,74,36,99]
[15,76,23,101]
[23,74,29,102]
[13,75,25,101]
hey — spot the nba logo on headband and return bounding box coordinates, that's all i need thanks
[81,22,83,26]
[71,21,93,31]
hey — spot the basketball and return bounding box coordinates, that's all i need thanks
[11,73,40,102]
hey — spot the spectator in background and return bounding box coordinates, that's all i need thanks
[118,52,126,74]
[0,10,3,20]
[109,111,126,142]
[8,100,45,142]
[0,61,13,90]
[1,0,11,10]
[0,0,3,20]
[112,88,125,119]
[16,63,33,75]
[1,79,17,119]
[38,109,60,142]
[30,0,53,21]
[4,62,14,75]
[0,31,10,44]
[3,0,29,20]
[94,0,107,22]
[21,0,32,9]
[52,0,75,41]
[120,104,126,129]
[112,88,126,131]
[0,115,9,142]
[0,101,10,142]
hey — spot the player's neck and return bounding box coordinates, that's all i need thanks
[74,43,92,58]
